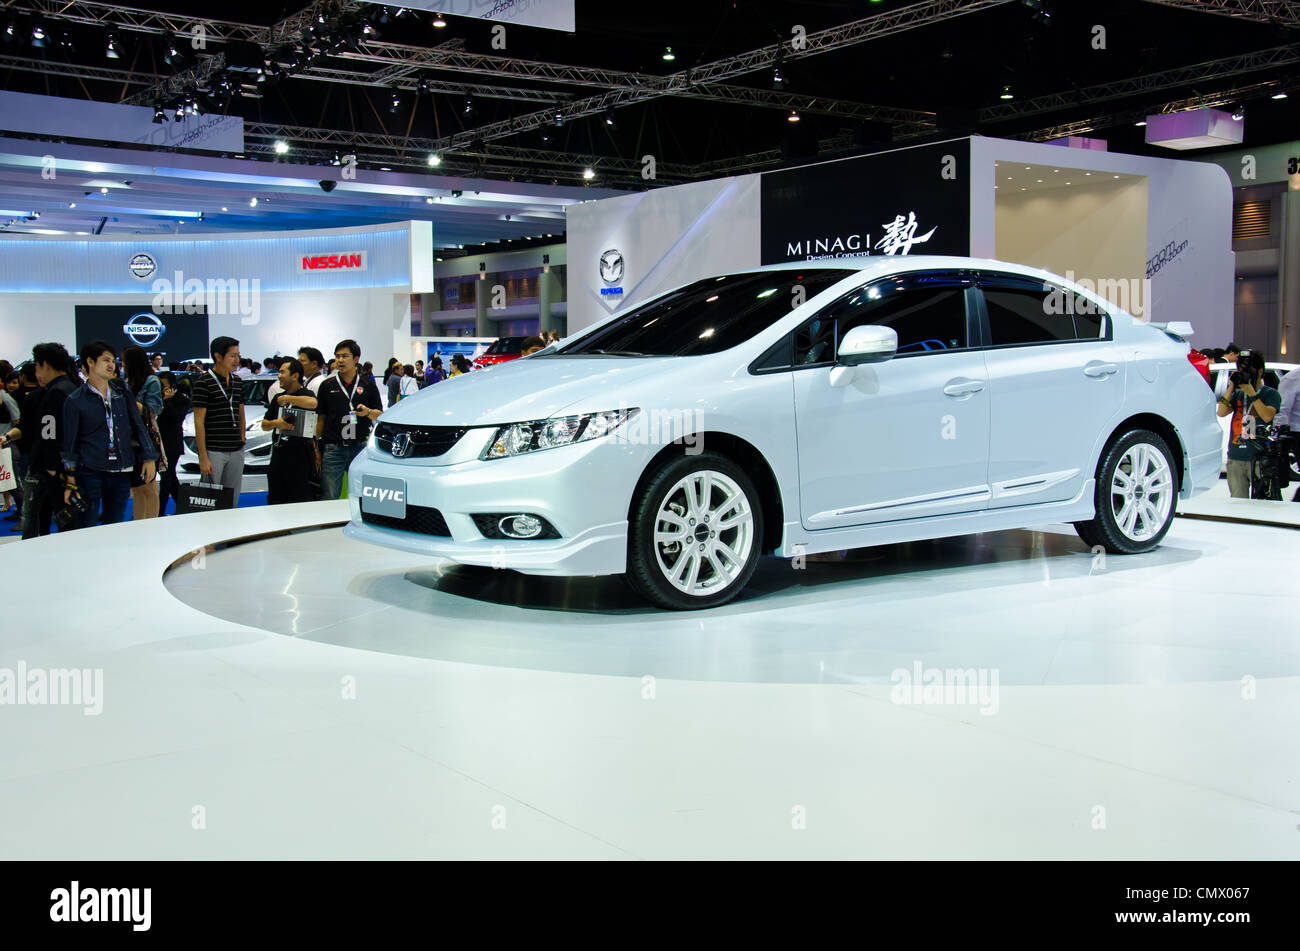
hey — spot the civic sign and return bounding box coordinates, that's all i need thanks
[300,251,368,271]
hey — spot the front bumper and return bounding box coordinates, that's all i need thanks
[343,431,649,576]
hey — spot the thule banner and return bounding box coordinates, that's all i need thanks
[760,140,970,265]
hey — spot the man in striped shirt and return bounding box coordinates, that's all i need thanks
[192,336,245,508]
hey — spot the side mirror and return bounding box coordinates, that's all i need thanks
[838,325,897,366]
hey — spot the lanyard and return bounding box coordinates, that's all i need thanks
[99,386,117,453]
[207,369,237,424]
[339,373,361,411]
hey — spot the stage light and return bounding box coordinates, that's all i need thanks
[433,13,447,28]
[662,46,675,62]
[582,167,595,180]
[787,109,800,122]
[999,85,1013,100]
[274,140,289,154]
[249,196,258,207]
[105,33,120,59]
[427,153,441,166]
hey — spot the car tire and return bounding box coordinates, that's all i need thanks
[1076,429,1178,555]
[626,452,764,610]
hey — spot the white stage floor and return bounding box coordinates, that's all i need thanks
[2,501,1298,859]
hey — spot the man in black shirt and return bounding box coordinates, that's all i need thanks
[192,336,245,508]
[156,372,191,515]
[315,339,382,500]
[13,343,76,537]
[261,359,316,505]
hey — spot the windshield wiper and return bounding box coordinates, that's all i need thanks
[581,349,652,357]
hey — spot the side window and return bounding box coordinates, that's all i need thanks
[982,286,1074,345]
[837,284,968,355]
[793,313,836,366]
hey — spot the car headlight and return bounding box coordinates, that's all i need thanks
[481,408,639,460]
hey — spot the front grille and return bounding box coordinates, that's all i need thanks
[375,422,467,458]
[361,504,451,537]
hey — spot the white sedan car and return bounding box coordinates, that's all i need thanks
[344,256,1221,609]
[175,374,278,480]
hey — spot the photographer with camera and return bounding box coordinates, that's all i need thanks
[261,359,317,505]
[60,340,157,529]
[1217,349,1281,498]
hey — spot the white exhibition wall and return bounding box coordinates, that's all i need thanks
[970,137,1234,345]
[568,135,1236,346]
[566,176,761,333]
[0,221,431,366]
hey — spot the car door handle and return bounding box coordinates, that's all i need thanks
[1083,362,1119,378]
[942,379,985,397]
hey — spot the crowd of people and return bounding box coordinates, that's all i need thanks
[0,329,565,536]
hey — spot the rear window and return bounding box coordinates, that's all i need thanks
[559,270,857,357]
[486,337,523,355]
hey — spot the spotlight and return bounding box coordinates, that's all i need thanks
[105,32,119,59]
[999,84,1013,100]
[427,153,441,166]
[1272,92,1289,100]
[433,13,447,28]
[274,139,289,154]
[390,91,402,113]
[553,109,563,127]
[463,96,474,116]
[31,24,46,48]
[582,167,595,180]
[787,109,800,122]
[426,196,434,203]
[603,108,616,127]
[1232,104,1246,120]
[249,196,258,207]
[772,67,785,90]
[662,46,675,62]
[163,32,178,65]
[152,105,166,124]
[100,187,108,195]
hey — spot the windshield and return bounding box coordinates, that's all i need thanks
[559,269,858,356]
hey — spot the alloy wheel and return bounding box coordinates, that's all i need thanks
[1109,443,1174,543]
[652,470,755,597]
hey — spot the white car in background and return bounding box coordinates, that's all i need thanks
[175,373,278,481]
[345,256,1221,609]
[1209,360,1298,477]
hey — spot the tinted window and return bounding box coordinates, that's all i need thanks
[560,270,856,357]
[793,277,968,364]
[983,287,1074,345]
[487,337,523,355]
[837,284,968,354]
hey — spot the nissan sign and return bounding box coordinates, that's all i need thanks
[300,251,368,271]
[122,312,166,347]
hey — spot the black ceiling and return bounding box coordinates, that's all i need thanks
[1,0,1297,186]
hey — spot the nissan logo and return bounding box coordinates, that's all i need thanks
[390,432,412,457]
[122,312,166,347]
[129,252,157,281]
[599,248,624,285]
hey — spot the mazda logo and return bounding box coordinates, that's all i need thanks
[390,432,412,457]
[122,312,166,347]
[599,248,624,285]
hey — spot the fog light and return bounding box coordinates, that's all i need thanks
[502,514,542,538]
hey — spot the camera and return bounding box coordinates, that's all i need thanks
[53,490,90,529]
[1230,349,1255,387]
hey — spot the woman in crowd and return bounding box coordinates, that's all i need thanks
[123,345,163,519]
[427,357,446,384]
[0,371,22,518]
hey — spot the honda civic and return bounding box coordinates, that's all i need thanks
[344,256,1222,609]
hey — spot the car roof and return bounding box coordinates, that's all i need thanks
[743,254,1064,283]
